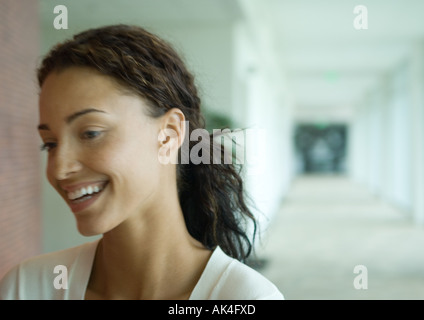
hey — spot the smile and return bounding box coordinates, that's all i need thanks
[67,182,107,201]
[65,181,109,213]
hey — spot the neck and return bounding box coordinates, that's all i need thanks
[86,196,211,300]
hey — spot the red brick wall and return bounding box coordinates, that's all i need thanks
[0,0,41,279]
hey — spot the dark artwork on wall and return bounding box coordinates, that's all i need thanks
[294,124,347,174]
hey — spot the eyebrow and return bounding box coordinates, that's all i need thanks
[37,108,107,131]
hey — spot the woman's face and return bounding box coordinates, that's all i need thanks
[38,67,166,236]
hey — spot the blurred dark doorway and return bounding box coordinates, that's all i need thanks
[294,123,347,174]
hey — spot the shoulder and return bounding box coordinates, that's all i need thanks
[0,240,98,300]
[212,252,285,300]
[191,247,284,300]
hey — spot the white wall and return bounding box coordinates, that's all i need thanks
[152,23,235,117]
[409,42,424,225]
[231,20,294,239]
[389,64,412,210]
[350,44,424,224]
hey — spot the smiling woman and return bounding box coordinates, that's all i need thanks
[0,24,284,300]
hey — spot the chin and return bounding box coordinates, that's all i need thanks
[75,219,108,237]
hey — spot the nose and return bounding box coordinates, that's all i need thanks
[48,143,83,181]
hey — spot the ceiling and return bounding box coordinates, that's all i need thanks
[263,0,424,122]
[41,0,424,123]
[41,0,241,29]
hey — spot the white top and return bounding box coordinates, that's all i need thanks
[0,239,284,300]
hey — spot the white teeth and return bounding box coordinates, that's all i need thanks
[67,183,106,201]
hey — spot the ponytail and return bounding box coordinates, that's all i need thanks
[178,129,257,261]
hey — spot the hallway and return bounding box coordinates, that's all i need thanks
[258,175,424,300]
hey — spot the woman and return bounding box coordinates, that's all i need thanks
[0,24,284,300]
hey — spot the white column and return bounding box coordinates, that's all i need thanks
[361,98,372,187]
[378,77,393,202]
[367,90,384,194]
[350,100,369,185]
[384,64,412,212]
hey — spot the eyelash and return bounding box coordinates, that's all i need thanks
[40,130,102,152]
[40,142,56,152]
[80,130,102,140]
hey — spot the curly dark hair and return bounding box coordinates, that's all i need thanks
[37,24,257,261]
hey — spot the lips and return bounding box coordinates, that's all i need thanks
[61,180,109,213]
[67,182,108,201]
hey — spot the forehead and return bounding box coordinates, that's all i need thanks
[37,67,155,130]
[39,67,139,121]
[39,67,120,108]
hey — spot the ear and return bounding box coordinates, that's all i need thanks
[158,108,186,164]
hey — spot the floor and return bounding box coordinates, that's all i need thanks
[257,174,424,300]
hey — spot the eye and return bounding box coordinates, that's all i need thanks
[40,142,57,152]
[81,130,102,140]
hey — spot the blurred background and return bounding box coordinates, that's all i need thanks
[1,0,423,299]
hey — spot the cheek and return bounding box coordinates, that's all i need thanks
[103,146,163,211]
[94,134,161,183]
